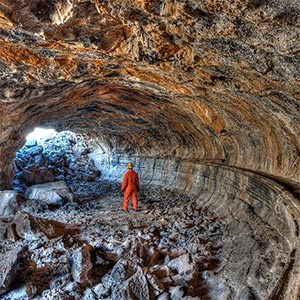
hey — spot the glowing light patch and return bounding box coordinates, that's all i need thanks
[26,127,56,142]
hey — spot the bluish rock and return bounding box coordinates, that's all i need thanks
[55,175,65,181]
[25,145,43,156]
[24,139,37,148]
[34,154,44,165]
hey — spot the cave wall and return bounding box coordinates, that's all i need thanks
[0,0,299,191]
[0,79,299,191]
[0,1,299,298]
[91,152,300,299]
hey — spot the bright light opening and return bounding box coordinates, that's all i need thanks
[26,127,57,143]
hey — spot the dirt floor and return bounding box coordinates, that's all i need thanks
[0,180,224,300]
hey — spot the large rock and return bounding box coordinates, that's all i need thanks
[0,245,26,295]
[13,212,38,241]
[0,284,37,300]
[111,265,150,300]
[0,191,19,216]
[25,181,73,206]
[167,254,194,278]
[0,211,38,241]
[71,245,93,285]
[169,286,185,300]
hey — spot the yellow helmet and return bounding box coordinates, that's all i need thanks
[127,162,134,169]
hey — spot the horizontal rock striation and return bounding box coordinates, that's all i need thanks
[92,154,300,299]
[0,0,299,190]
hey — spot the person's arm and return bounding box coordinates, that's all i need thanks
[121,173,128,191]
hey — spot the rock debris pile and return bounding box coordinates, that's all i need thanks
[0,183,223,300]
[13,131,100,194]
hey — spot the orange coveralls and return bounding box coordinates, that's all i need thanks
[121,169,140,211]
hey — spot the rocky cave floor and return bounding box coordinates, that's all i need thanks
[1,179,224,300]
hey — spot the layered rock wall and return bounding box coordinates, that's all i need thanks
[0,0,299,191]
[91,152,300,299]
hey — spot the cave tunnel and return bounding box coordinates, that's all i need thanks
[0,0,300,299]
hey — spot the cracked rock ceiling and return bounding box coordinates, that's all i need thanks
[0,1,300,299]
[0,0,299,190]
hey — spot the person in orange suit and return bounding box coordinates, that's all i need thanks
[121,162,140,212]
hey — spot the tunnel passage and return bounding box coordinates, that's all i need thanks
[0,0,300,299]
[2,151,300,299]
[1,118,300,299]
[0,82,299,299]
[0,80,299,192]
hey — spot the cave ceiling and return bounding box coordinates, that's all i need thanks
[0,0,299,189]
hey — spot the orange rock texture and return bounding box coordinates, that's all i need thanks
[0,0,298,190]
[0,1,299,298]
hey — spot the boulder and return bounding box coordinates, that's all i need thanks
[25,181,73,206]
[71,245,93,285]
[169,286,185,300]
[25,139,37,148]
[0,284,37,300]
[0,245,26,295]
[0,191,19,216]
[167,254,194,277]
[111,266,150,300]
[14,211,37,241]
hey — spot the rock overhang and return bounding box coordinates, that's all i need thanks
[0,0,299,188]
[0,1,300,298]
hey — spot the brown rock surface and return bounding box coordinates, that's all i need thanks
[0,0,300,299]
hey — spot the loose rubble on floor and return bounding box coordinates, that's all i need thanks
[0,132,224,299]
[13,131,99,194]
[0,180,224,300]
